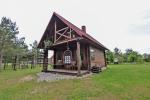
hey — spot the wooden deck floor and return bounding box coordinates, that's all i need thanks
[46,69,89,76]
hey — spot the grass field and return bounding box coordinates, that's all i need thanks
[0,63,150,100]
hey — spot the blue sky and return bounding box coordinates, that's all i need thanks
[0,0,150,53]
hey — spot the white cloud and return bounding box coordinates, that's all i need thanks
[0,0,150,53]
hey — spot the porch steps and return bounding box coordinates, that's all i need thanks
[42,69,89,76]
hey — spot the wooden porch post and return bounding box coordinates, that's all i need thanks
[76,40,81,76]
[87,45,91,72]
[43,49,48,72]
[53,50,56,69]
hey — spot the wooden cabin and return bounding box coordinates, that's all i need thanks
[38,12,108,76]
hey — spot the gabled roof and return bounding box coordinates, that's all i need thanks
[38,12,108,50]
[54,12,108,50]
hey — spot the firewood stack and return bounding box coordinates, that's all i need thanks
[91,65,102,73]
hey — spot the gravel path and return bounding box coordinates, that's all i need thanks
[37,72,92,82]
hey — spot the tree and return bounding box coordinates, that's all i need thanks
[143,53,150,62]
[0,17,28,70]
[106,50,114,63]
[125,49,143,63]
[12,37,28,70]
[29,40,38,68]
[113,47,122,64]
[0,17,18,70]
[114,47,120,55]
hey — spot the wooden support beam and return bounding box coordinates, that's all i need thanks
[54,21,57,43]
[55,27,69,42]
[56,27,68,33]
[87,45,91,72]
[52,37,83,46]
[76,41,81,76]
[69,28,72,38]
[53,50,56,69]
[56,32,71,40]
[43,49,48,72]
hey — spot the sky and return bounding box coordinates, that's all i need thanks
[0,0,150,54]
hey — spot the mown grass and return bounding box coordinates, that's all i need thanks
[0,63,150,100]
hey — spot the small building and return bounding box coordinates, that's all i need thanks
[38,12,108,76]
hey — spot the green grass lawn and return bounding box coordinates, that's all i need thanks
[0,63,150,100]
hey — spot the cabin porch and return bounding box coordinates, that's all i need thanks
[42,39,91,76]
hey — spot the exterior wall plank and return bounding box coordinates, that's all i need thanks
[90,46,105,67]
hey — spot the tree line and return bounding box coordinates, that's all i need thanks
[106,47,150,64]
[0,17,42,71]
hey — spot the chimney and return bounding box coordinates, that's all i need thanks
[81,26,86,33]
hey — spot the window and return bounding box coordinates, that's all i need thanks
[90,49,95,61]
[64,50,72,64]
